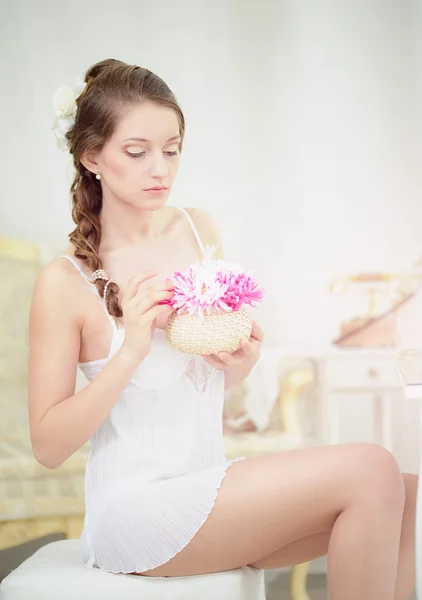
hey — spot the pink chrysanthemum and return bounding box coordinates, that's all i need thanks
[167,258,265,316]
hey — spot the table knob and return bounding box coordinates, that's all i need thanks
[368,367,379,378]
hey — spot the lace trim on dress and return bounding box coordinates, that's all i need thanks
[185,357,213,393]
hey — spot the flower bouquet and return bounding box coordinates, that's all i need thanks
[165,257,264,355]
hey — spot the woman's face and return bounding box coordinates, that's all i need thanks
[96,101,181,209]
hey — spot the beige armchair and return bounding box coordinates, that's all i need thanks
[0,236,87,550]
[223,357,315,600]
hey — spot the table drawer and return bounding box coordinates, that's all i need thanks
[324,355,401,390]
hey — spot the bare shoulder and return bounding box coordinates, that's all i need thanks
[34,256,79,294]
[183,207,224,257]
[31,256,85,322]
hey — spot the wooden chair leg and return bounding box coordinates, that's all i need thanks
[290,562,311,600]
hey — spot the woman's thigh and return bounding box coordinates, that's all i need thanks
[141,443,403,577]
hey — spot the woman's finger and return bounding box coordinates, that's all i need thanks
[133,281,174,304]
[217,352,242,366]
[134,290,174,313]
[251,321,264,343]
[142,303,174,323]
[239,339,254,356]
[123,271,158,304]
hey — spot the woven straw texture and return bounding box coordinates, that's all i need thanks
[166,309,252,355]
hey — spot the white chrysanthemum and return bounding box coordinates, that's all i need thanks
[53,85,75,118]
[51,77,86,151]
[73,77,86,97]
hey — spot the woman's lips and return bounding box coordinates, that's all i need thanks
[144,186,169,196]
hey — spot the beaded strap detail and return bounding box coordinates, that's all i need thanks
[92,269,111,303]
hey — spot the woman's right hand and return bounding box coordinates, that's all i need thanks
[120,270,174,362]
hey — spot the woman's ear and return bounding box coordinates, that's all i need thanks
[80,151,99,176]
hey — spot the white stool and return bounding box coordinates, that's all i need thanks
[0,540,266,600]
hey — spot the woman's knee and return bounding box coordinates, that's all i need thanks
[348,443,405,510]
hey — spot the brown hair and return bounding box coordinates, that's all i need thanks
[66,59,185,316]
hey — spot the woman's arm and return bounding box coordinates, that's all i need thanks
[204,321,263,390]
[28,262,172,469]
[28,262,140,468]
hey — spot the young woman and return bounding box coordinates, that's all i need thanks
[28,59,416,599]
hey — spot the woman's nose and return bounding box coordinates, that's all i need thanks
[149,152,169,178]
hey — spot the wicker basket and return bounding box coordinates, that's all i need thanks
[166,309,253,355]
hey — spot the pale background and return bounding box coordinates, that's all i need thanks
[2,0,422,343]
[1,0,422,532]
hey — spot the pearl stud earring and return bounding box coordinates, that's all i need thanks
[95,170,101,180]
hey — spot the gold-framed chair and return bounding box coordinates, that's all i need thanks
[223,356,315,600]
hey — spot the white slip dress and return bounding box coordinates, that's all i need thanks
[61,208,241,574]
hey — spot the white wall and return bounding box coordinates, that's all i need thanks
[2,0,420,344]
[248,0,422,349]
[1,1,421,461]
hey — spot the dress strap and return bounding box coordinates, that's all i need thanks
[60,254,91,282]
[177,207,206,257]
[60,254,118,332]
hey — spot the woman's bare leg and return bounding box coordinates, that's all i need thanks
[394,473,417,600]
[252,531,331,568]
[252,473,416,599]
[142,443,406,600]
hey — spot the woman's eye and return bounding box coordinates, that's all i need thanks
[165,146,179,156]
[125,146,179,158]
[126,146,145,158]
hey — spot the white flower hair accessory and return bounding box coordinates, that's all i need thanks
[51,77,86,151]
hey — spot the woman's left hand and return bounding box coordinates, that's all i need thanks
[202,321,264,373]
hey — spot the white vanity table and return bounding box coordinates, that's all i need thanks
[275,343,405,449]
[318,348,404,450]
